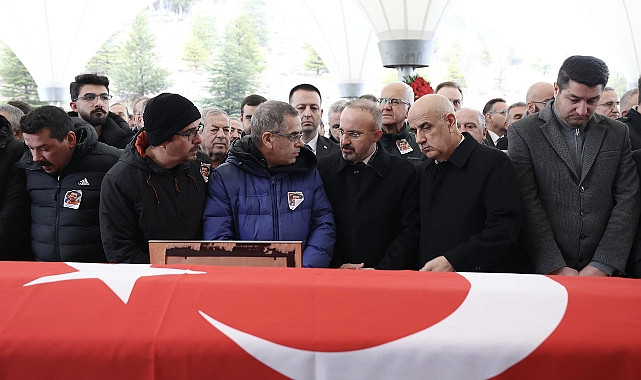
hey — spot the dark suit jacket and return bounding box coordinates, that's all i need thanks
[417,133,521,272]
[508,101,640,274]
[317,145,419,269]
[618,107,641,151]
[627,150,641,277]
[315,135,341,158]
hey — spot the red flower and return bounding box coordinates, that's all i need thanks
[402,74,434,101]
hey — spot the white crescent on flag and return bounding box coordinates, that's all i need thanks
[200,272,568,380]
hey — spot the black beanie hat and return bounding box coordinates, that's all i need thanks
[143,93,201,146]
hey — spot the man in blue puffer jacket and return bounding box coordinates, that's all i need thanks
[203,100,335,267]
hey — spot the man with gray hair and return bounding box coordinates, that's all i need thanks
[0,104,25,140]
[619,88,638,118]
[203,100,336,268]
[317,99,419,269]
[619,78,641,150]
[378,81,424,164]
[327,99,348,143]
[199,108,230,169]
[455,107,487,145]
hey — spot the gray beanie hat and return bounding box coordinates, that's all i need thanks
[143,93,201,146]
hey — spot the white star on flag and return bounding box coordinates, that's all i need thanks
[24,262,205,304]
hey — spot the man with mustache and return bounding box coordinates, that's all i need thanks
[69,73,133,149]
[198,108,230,170]
[18,106,121,262]
[508,55,640,276]
[317,99,419,269]
[289,84,340,158]
[100,93,206,263]
[203,100,335,268]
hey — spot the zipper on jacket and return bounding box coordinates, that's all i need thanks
[271,177,278,241]
[175,176,187,231]
[55,175,62,261]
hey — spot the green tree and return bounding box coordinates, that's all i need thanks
[0,44,46,106]
[183,14,216,70]
[303,43,327,75]
[444,43,466,87]
[204,11,264,114]
[85,33,122,76]
[110,12,170,98]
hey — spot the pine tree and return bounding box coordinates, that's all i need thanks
[0,44,46,106]
[204,11,264,114]
[110,12,170,98]
[85,33,122,76]
[183,14,216,70]
[303,43,327,75]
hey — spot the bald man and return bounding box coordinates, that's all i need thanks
[525,82,554,115]
[409,94,522,273]
[377,81,424,164]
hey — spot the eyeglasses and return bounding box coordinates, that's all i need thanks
[490,109,508,116]
[532,97,554,106]
[272,131,304,142]
[598,101,620,108]
[175,127,200,141]
[339,129,376,140]
[377,97,410,107]
[73,93,113,102]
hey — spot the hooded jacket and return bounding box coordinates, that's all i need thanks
[68,111,134,149]
[100,130,206,263]
[17,118,121,262]
[203,137,335,268]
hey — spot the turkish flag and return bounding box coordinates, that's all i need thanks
[1,262,641,379]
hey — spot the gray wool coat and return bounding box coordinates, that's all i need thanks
[508,101,640,274]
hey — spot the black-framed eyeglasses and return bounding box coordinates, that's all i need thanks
[339,129,376,140]
[272,131,304,142]
[175,127,200,141]
[73,93,113,102]
[597,101,620,108]
[490,109,508,116]
[377,97,410,107]
[532,97,554,105]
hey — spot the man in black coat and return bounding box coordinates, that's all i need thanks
[100,93,206,263]
[69,73,134,149]
[408,94,522,273]
[318,99,419,269]
[289,84,341,158]
[18,106,121,262]
[0,115,30,260]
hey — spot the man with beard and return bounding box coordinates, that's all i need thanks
[100,93,206,263]
[525,82,555,115]
[69,74,133,149]
[203,100,335,268]
[317,99,419,269]
[509,56,639,276]
[198,108,230,170]
[289,84,340,158]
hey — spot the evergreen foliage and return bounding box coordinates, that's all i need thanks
[110,12,170,98]
[0,44,46,106]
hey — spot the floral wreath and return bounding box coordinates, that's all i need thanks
[402,74,434,101]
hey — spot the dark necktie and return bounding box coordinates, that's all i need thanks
[496,135,508,150]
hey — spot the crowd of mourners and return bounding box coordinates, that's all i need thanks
[2,54,641,278]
